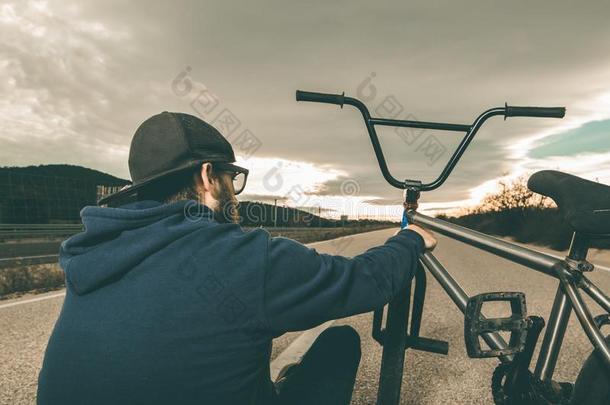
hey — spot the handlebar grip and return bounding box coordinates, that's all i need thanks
[505,104,566,119]
[296,90,345,107]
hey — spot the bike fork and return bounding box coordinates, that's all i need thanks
[375,282,411,405]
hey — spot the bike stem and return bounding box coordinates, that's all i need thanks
[375,185,419,405]
[375,185,450,405]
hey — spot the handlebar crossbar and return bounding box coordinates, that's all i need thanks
[296,90,565,191]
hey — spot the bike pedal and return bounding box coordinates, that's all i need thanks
[464,292,529,358]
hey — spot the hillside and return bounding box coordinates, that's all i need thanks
[438,208,610,250]
[0,164,393,227]
[0,164,129,223]
[0,164,129,185]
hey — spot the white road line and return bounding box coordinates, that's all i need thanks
[542,252,610,273]
[0,291,65,310]
[270,320,335,381]
[501,237,610,273]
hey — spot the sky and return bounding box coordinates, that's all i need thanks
[2,0,610,219]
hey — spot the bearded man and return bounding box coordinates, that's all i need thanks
[37,112,435,405]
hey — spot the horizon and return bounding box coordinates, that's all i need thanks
[0,163,404,221]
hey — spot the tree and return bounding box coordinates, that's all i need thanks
[476,174,552,213]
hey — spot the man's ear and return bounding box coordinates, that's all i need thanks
[198,162,215,192]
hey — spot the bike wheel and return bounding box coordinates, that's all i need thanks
[570,335,610,404]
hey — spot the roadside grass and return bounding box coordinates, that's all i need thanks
[270,224,393,244]
[0,263,65,300]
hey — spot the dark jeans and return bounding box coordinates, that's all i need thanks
[272,325,362,405]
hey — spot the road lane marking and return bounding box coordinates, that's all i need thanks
[0,291,65,310]
[541,252,610,273]
[270,320,335,381]
[498,237,610,273]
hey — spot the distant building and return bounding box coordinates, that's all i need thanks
[96,185,127,203]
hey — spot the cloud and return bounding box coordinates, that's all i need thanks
[362,197,403,206]
[3,0,610,219]
[529,119,610,159]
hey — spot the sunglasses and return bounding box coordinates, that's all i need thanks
[210,162,249,195]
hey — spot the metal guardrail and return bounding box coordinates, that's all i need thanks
[0,224,84,239]
[0,224,366,240]
[0,255,60,269]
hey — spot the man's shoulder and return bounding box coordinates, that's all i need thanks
[201,223,271,247]
[231,224,271,240]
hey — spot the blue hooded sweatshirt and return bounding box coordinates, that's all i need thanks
[37,199,424,405]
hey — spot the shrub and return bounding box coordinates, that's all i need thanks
[0,264,65,298]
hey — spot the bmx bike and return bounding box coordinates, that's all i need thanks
[296,90,610,404]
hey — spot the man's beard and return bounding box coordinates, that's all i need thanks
[212,181,240,224]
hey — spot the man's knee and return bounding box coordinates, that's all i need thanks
[316,325,361,362]
[321,325,360,346]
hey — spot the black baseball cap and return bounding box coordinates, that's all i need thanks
[98,111,236,206]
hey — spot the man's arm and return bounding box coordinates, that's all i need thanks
[263,229,425,335]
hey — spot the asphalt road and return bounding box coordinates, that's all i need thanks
[1,228,609,404]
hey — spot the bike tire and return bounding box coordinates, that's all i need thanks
[570,334,610,404]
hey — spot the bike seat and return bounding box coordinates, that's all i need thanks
[528,170,610,235]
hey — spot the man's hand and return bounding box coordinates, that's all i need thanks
[396,224,437,251]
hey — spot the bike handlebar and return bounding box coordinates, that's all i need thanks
[296,90,345,107]
[295,90,566,119]
[505,104,565,119]
[296,89,566,191]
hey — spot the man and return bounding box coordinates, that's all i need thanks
[37,112,436,405]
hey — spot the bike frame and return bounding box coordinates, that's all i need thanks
[409,211,610,377]
[295,90,610,405]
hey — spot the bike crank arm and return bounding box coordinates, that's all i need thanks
[419,251,514,363]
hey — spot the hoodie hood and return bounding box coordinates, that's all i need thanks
[60,199,216,295]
